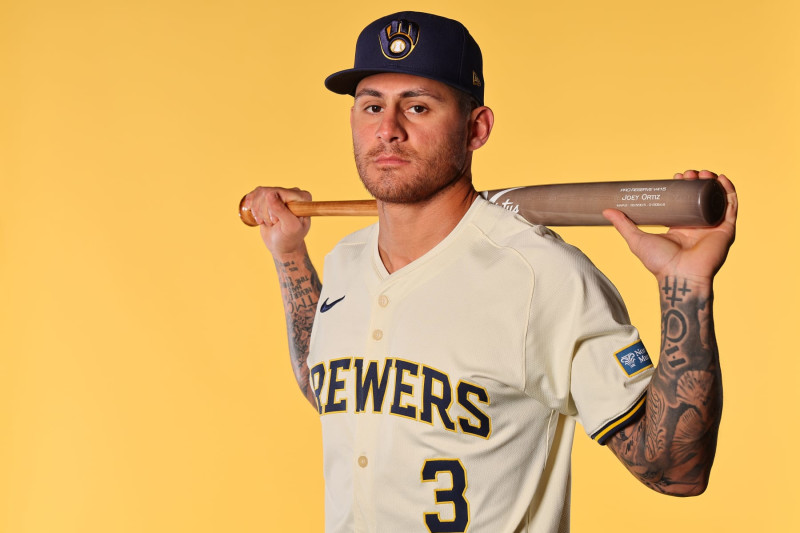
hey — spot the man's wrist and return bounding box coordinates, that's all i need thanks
[272,243,310,266]
[656,273,714,295]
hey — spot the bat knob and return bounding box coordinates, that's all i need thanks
[239,195,258,226]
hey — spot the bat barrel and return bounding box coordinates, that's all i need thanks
[482,179,726,227]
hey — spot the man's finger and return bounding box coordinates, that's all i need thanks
[602,208,643,245]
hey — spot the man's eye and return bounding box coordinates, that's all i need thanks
[409,105,427,114]
[366,105,382,113]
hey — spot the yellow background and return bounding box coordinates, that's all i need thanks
[1,0,797,531]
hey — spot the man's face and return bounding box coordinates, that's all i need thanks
[350,73,472,204]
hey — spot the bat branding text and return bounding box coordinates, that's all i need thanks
[621,193,662,201]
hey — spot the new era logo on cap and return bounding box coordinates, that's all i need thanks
[380,19,420,60]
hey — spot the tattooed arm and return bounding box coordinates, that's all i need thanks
[602,171,738,496]
[606,277,721,495]
[241,186,320,408]
[274,247,322,407]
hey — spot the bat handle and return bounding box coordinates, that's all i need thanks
[239,196,378,226]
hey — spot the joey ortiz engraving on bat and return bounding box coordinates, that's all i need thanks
[616,185,668,208]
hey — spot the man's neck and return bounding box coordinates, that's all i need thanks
[375,178,479,274]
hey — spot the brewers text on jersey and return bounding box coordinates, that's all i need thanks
[310,357,492,439]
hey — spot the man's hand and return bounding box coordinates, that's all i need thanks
[603,170,738,285]
[240,186,313,257]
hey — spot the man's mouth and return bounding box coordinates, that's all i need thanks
[374,155,409,166]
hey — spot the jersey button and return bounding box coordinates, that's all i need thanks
[357,455,368,468]
[372,329,383,341]
[378,294,389,307]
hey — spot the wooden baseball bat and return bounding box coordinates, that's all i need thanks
[239,179,727,227]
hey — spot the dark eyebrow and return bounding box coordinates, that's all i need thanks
[354,88,383,100]
[354,87,447,102]
[400,88,446,102]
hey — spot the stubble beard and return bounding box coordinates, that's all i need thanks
[353,128,470,205]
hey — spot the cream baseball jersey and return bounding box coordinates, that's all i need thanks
[307,198,654,533]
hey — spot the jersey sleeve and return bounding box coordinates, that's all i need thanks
[521,234,653,444]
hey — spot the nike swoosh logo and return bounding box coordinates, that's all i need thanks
[320,296,346,313]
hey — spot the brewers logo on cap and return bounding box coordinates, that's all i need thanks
[379,19,419,60]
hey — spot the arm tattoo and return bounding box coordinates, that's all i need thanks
[607,276,721,495]
[274,252,322,407]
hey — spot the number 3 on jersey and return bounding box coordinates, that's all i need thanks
[421,459,470,532]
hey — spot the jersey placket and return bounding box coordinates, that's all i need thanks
[352,280,397,532]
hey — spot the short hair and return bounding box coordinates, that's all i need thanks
[454,89,481,119]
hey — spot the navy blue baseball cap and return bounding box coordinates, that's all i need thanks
[324,11,485,105]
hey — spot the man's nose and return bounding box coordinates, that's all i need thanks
[376,108,407,143]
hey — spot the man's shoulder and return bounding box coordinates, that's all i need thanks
[473,200,581,257]
[324,223,377,262]
[467,199,615,287]
[335,223,377,246]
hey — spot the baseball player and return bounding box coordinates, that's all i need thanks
[242,11,738,532]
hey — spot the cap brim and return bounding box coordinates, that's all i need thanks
[324,67,481,104]
[324,68,392,96]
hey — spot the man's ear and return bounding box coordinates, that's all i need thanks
[467,106,494,151]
